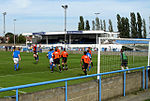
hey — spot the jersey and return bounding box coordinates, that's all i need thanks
[53,51,60,59]
[48,51,54,59]
[88,49,92,56]
[81,55,90,64]
[86,52,91,59]
[121,52,127,60]
[61,51,68,58]
[33,45,37,53]
[13,50,20,58]
[57,49,60,54]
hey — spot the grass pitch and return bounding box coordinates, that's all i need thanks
[0,51,147,97]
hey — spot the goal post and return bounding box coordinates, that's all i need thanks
[97,37,150,79]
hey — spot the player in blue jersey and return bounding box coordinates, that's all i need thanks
[47,48,54,69]
[12,47,21,71]
[86,50,92,71]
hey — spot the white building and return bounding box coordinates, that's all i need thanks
[22,30,119,45]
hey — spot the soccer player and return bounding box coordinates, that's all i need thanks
[86,50,92,71]
[12,47,21,71]
[33,44,39,62]
[88,47,93,67]
[120,48,129,70]
[47,48,54,69]
[80,51,90,75]
[51,48,62,73]
[55,46,60,54]
[61,48,68,70]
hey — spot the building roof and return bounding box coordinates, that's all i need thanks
[22,30,120,36]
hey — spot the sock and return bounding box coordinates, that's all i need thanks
[84,70,87,75]
[65,64,68,68]
[59,66,61,71]
[14,64,16,70]
[62,64,64,69]
[37,55,39,60]
[126,67,129,69]
[50,63,53,69]
[91,62,93,67]
[89,66,91,71]
[52,66,54,71]
[121,67,124,70]
[17,64,19,69]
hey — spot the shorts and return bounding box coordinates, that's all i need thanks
[33,51,37,54]
[82,63,88,70]
[49,58,53,64]
[54,58,60,64]
[121,60,128,67]
[90,57,92,61]
[62,57,67,63]
[13,58,19,64]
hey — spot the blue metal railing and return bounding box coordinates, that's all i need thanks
[0,66,146,101]
[146,66,150,89]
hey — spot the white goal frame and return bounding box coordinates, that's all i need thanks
[97,37,150,79]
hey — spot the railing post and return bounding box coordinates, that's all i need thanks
[146,66,149,89]
[16,88,18,101]
[143,68,145,89]
[123,71,126,96]
[65,81,67,101]
[99,75,101,101]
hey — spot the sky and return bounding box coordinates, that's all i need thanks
[0,0,149,36]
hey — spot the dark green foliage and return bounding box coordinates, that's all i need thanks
[85,20,90,30]
[137,12,142,38]
[5,32,14,43]
[117,14,122,32]
[95,17,100,30]
[103,20,106,31]
[9,35,14,43]
[18,34,26,43]
[143,19,147,38]
[78,16,84,30]
[100,19,103,30]
[108,19,113,32]
[120,17,130,38]
[117,14,130,38]
[92,20,95,30]
[130,12,137,38]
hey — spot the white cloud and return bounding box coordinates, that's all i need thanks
[0,0,150,35]
[12,0,31,8]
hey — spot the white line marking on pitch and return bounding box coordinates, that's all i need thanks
[0,68,79,78]
[0,87,27,94]
[0,71,50,78]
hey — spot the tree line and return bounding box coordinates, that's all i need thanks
[2,32,26,44]
[78,12,147,38]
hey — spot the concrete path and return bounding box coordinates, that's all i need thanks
[108,89,150,101]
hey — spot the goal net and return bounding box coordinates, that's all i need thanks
[97,37,150,76]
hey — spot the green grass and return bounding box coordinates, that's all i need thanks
[0,51,148,97]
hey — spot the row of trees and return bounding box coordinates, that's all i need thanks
[4,32,26,44]
[117,12,146,38]
[78,16,113,32]
[78,12,147,38]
